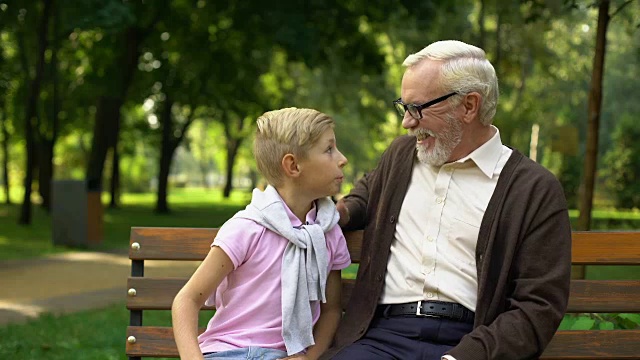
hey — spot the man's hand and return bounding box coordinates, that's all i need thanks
[336,199,350,227]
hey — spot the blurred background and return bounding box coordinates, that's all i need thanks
[1,0,639,224]
[1,0,640,358]
[0,0,639,249]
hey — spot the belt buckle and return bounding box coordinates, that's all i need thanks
[415,301,434,318]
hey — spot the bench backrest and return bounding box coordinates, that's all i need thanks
[125,228,640,359]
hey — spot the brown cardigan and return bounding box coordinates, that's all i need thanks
[323,135,572,360]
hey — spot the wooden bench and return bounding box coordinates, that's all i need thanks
[125,228,640,359]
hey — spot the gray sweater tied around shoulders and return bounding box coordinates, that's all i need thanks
[233,185,340,355]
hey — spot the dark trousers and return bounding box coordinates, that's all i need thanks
[331,314,473,360]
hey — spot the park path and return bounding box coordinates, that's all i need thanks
[0,250,199,326]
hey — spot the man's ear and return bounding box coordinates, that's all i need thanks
[461,92,482,124]
[282,154,300,178]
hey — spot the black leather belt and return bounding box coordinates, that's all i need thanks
[377,301,475,324]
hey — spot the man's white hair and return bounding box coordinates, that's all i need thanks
[403,40,499,126]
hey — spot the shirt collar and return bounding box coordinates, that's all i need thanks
[455,125,503,178]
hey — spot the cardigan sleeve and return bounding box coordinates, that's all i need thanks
[341,136,408,231]
[341,171,372,231]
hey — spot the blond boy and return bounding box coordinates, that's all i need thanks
[172,108,350,360]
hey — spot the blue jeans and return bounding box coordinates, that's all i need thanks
[203,347,289,360]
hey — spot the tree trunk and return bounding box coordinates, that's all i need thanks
[37,140,54,211]
[223,137,242,198]
[199,164,209,189]
[19,0,53,225]
[575,0,610,280]
[109,145,120,209]
[477,0,486,50]
[108,92,122,209]
[248,168,258,191]
[38,0,60,212]
[85,27,141,192]
[155,96,175,214]
[86,96,121,191]
[494,7,502,75]
[198,118,211,189]
[221,113,248,199]
[577,0,609,231]
[1,113,9,204]
[0,34,8,204]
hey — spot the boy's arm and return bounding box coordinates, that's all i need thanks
[171,246,233,360]
[305,270,343,360]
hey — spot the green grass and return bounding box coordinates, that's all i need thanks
[568,208,640,220]
[0,303,215,360]
[0,204,62,260]
[569,208,640,229]
[0,187,251,260]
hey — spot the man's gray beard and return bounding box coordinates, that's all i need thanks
[416,143,452,166]
[415,114,463,166]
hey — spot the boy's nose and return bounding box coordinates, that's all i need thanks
[338,150,348,168]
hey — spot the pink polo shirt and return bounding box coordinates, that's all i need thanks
[198,200,351,354]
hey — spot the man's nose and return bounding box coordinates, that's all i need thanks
[402,114,419,129]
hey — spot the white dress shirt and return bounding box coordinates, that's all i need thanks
[380,126,512,312]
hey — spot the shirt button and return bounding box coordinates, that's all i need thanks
[390,216,396,223]
[436,197,443,204]
[376,274,383,281]
[426,292,434,298]
[427,235,434,242]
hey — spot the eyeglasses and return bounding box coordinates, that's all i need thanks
[393,92,458,120]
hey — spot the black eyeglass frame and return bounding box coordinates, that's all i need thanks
[393,92,459,120]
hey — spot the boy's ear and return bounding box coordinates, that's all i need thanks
[282,154,301,178]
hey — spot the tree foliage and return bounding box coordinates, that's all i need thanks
[603,114,640,208]
[0,0,639,219]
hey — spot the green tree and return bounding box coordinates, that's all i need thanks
[16,0,53,225]
[0,26,11,204]
[603,114,640,208]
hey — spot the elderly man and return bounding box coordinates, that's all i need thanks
[323,40,571,360]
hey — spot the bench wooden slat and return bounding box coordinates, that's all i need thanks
[130,228,640,264]
[126,326,179,357]
[130,227,218,260]
[125,326,640,359]
[572,232,640,265]
[126,277,214,310]
[542,330,640,359]
[127,277,640,314]
[345,231,362,263]
[126,278,357,311]
[129,227,363,263]
[126,326,204,358]
[341,279,354,311]
[568,280,640,313]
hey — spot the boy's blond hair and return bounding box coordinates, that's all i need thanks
[254,107,335,187]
